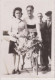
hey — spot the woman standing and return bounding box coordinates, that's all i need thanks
[9,7,27,74]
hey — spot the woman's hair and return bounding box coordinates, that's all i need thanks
[13,7,23,18]
[26,5,34,10]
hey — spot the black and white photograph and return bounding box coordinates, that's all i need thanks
[0,0,55,78]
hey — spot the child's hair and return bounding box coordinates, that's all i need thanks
[27,31,37,36]
[27,31,37,40]
[13,7,23,18]
[34,32,37,37]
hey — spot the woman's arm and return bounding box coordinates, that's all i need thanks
[17,21,27,38]
[8,26,13,36]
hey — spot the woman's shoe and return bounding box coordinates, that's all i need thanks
[12,69,16,74]
[16,70,21,74]
[21,65,24,70]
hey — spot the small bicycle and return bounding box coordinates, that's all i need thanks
[14,38,42,75]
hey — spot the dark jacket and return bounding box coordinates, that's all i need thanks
[43,22,51,47]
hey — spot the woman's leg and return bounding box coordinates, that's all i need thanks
[12,54,16,74]
[16,55,21,74]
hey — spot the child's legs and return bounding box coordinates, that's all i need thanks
[31,53,36,68]
[32,56,38,70]
[32,57,36,71]
[22,54,26,66]
[35,57,38,68]
[19,54,26,70]
[31,53,33,68]
[32,56,35,67]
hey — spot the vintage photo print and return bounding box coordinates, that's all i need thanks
[0,0,54,78]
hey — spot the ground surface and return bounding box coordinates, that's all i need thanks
[0,38,52,78]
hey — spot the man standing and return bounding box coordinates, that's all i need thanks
[24,5,42,69]
[37,13,45,69]
[24,5,42,41]
[42,11,52,71]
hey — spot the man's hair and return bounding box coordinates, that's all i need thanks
[45,11,52,16]
[26,5,34,10]
[37,13,43,17]
[13,7,23,18]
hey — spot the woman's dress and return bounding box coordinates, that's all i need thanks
[9,18,26,55]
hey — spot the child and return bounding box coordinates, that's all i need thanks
[26,31,42,74]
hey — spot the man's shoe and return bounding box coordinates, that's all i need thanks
[41,66,49,71]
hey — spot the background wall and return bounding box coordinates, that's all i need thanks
[0,0,53,31]
[0,0,54,76]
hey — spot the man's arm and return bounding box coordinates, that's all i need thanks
[36,23,42,42]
